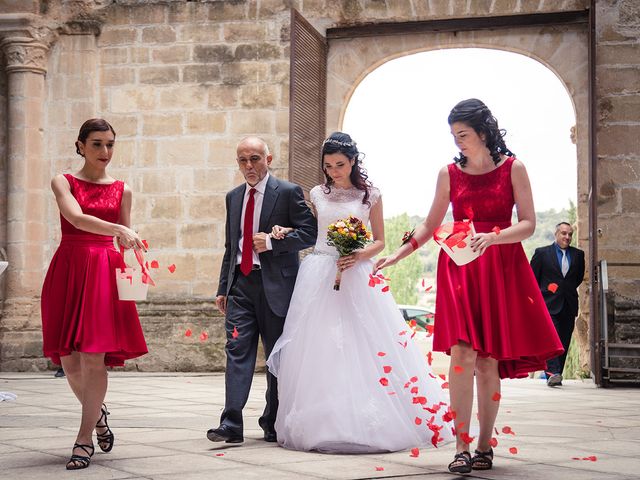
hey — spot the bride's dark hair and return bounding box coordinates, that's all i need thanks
[448,98,514,167]
[321,131,373,205]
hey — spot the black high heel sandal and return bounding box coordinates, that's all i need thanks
[448,451,472,474]
[96,404,114,453]
[66,442,94,470]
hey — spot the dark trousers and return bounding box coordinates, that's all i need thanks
[546,306,576,375]
[220,267,285,434]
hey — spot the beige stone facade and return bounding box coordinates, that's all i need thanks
[0,0,638,375]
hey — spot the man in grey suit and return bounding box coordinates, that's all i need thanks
[207,136,317,444]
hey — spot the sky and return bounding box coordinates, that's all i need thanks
[342,48,577,219]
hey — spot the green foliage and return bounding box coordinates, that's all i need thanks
[562,337,590,379]
[382,214,424,304]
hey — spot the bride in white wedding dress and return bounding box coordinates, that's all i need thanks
[266,132,454,453]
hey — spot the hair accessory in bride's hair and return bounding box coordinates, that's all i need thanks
[323,138,354,148]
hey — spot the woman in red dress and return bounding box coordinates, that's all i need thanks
[376,99,562,473]
[41,119,148,469]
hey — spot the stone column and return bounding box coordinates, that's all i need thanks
[0,36,49,370]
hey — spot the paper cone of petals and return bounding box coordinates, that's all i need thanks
[433,220,480,266]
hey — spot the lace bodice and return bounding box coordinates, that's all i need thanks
[448,157,515,223]
[61,174,124,235]
[310,185,380,255]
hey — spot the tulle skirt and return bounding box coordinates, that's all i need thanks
[267,251,454,453]
[434,221,563,379]
[41,234,148,367]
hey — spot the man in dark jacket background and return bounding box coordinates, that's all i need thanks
[530,222,585,387]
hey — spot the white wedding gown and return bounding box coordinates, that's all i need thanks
[267,185,454,453]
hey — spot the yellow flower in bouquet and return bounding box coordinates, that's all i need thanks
[327,215,372,290]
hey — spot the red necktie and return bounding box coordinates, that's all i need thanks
[240,188,256,276]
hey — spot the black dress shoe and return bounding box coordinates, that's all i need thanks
[263,431,277,442]
[206,425,243,443]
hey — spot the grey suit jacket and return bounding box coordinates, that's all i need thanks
[217,175,317,317]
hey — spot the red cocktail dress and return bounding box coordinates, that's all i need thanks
[41,174,148,367]
[434,158,563,379]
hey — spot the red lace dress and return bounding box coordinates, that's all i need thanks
[41,174,148,367]
[434,157,563,379]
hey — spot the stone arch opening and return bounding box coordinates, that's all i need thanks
[326,25,591,373]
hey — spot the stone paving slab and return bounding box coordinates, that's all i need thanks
[0,372,639,479]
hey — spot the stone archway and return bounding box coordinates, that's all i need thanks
[325,25,590,369]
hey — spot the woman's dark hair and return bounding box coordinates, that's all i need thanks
[321,131,372,205]
[447,98,514,167]
[75,118,116,156]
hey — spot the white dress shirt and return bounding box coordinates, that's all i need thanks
[237,173,272,266]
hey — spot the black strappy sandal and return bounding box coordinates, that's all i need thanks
[471,447,494,470]
[96,404,114,453]
[66,442,94,470]
[448,450,472,474]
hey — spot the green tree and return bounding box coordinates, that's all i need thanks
[381,214,424,304]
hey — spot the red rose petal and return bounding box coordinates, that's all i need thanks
[492,392,502,401]
[491,226,501,235]
[199,331,208,341]
[397,341,408,348]
[150,260,159,268]
[502,426,515,435]
[426,325,435,337]
[215,453,224,457]
[438,374,446,380]
[414,417,422,425]
[494,427,500,436]
[489,437,498,448]
[399,330,407,336]
[375,466,384,471]
[425,285,433,292]
[379,377,389,386]
[168,264,176,273]
[185,329,192,337]
[409,447,420,458]
[142,239,149,249]
[377,351,386,357]
[453,365,464,374]
[441,382,449,389]
[383,365,392,374]
[421,278,425,287]
[410,386,419,394]
[548,282,559,293]
[410,376,418,383]
[232,326,239,339]
[381,285,390,292]
[368,278,376,287]
[509,447,518,454]
[426,351,433,366]
[413,396,427,405]
[460,432,475,444]
[527,296,534,304]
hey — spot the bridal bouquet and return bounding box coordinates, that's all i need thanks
[327,216,372,290]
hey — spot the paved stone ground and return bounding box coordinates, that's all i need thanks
[1,372,639,479]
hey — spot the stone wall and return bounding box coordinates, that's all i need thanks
[595,0,640,297]
[0,0,638,374]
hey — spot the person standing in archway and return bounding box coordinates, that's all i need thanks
[376,99,563,473]
[530,222,585,387]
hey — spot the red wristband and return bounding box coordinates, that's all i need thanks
[409,237,419,251]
